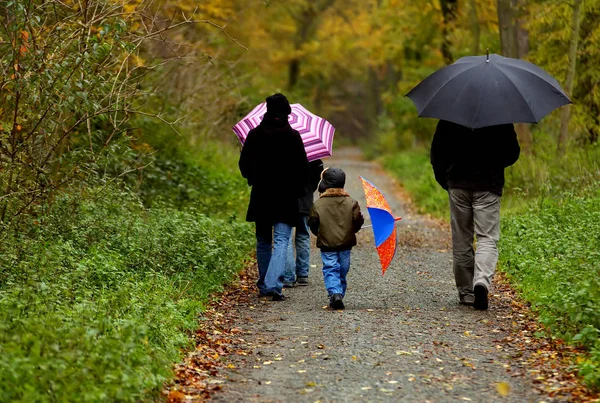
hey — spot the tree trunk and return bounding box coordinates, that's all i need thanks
[497,0,533,153]
[468,0,480,55]
[498,0,529,57]
[440,0,458,64]
[558,0,583,156]
[287,0,335,91]
[288,58,300,91]
[497,0,515,57]
[367,66,383,134]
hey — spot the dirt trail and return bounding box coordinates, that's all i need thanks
[193,147,565,403]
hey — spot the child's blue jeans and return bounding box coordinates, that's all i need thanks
[320,250,351,297]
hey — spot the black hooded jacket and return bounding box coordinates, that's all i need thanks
[239,116,308,225]
[430,120,521,196]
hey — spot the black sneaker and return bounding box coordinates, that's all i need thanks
[329,293,345,310]
[459,294,475,306]
[272,293,286,301]
[296,277,309,286]
[283,281,297,288]
[473,285,489,310]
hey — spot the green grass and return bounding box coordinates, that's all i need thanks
[499,186,600,388]
[382,149,449,219]
[0,187,253,402]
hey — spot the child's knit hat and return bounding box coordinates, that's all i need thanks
[318,167,346,193]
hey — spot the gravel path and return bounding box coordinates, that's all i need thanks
[211,148,547,403]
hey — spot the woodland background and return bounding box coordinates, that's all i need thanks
[0,0,599,400]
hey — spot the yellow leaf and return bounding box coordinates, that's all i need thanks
[496,382,511,396]
[305,381,316,387]
[395,350,412,355]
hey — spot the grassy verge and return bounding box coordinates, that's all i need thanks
[0,188,253,401]
[499,186,600,388]
[382,147,600,389]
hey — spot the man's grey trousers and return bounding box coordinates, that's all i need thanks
[448,188,501,299]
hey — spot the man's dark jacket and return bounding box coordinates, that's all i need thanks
[430,120,521,196]
[239,117,308,226]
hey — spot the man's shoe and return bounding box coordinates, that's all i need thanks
[329,293,345,310]
[258,291,275,298]
[272,293,286,301]
[459,294,475,306]
[473,285,489,310]
[283,281,297,288]
[296,277,309,286]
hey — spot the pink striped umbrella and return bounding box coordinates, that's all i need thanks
[232,103,335,162]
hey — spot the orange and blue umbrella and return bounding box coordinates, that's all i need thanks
[360,176,401,275]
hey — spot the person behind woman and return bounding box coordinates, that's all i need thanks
[283,158,324,288]
[239,93,308,301]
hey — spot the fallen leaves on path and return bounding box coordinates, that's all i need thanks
[164,266,257,402]
[493,272,599,402]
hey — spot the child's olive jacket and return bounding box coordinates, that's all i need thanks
[308,189,364,252]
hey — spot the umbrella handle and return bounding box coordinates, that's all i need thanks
[361,217,402,229]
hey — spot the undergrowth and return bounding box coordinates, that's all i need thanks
[0,187,253,401]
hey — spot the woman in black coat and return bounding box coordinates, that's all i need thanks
[239,93,308,300]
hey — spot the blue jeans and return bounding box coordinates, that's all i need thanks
[283,216,311,283]
[256,221,293,295]
[321,250,351,297]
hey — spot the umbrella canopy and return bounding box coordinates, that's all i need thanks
[360,176,401,275]
[232,103,335,162]
[406,53,571,129]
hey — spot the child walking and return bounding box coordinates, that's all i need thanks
[308,167,364,310]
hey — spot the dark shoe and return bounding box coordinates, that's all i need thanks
[283,281,297,288]
[272,293,286,301]
[296,277,309,286]
[329,294,345,310]
[459,294,475,306]
[258,291,275,298]
[473,285,489,310]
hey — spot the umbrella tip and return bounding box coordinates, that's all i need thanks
[486,48,490,62]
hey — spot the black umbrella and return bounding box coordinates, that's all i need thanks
[406,53,571,129]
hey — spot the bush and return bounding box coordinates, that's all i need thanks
[0,188,254,401]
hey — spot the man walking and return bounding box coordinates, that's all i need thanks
[430,120,520,310]
[239,93,308,301]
